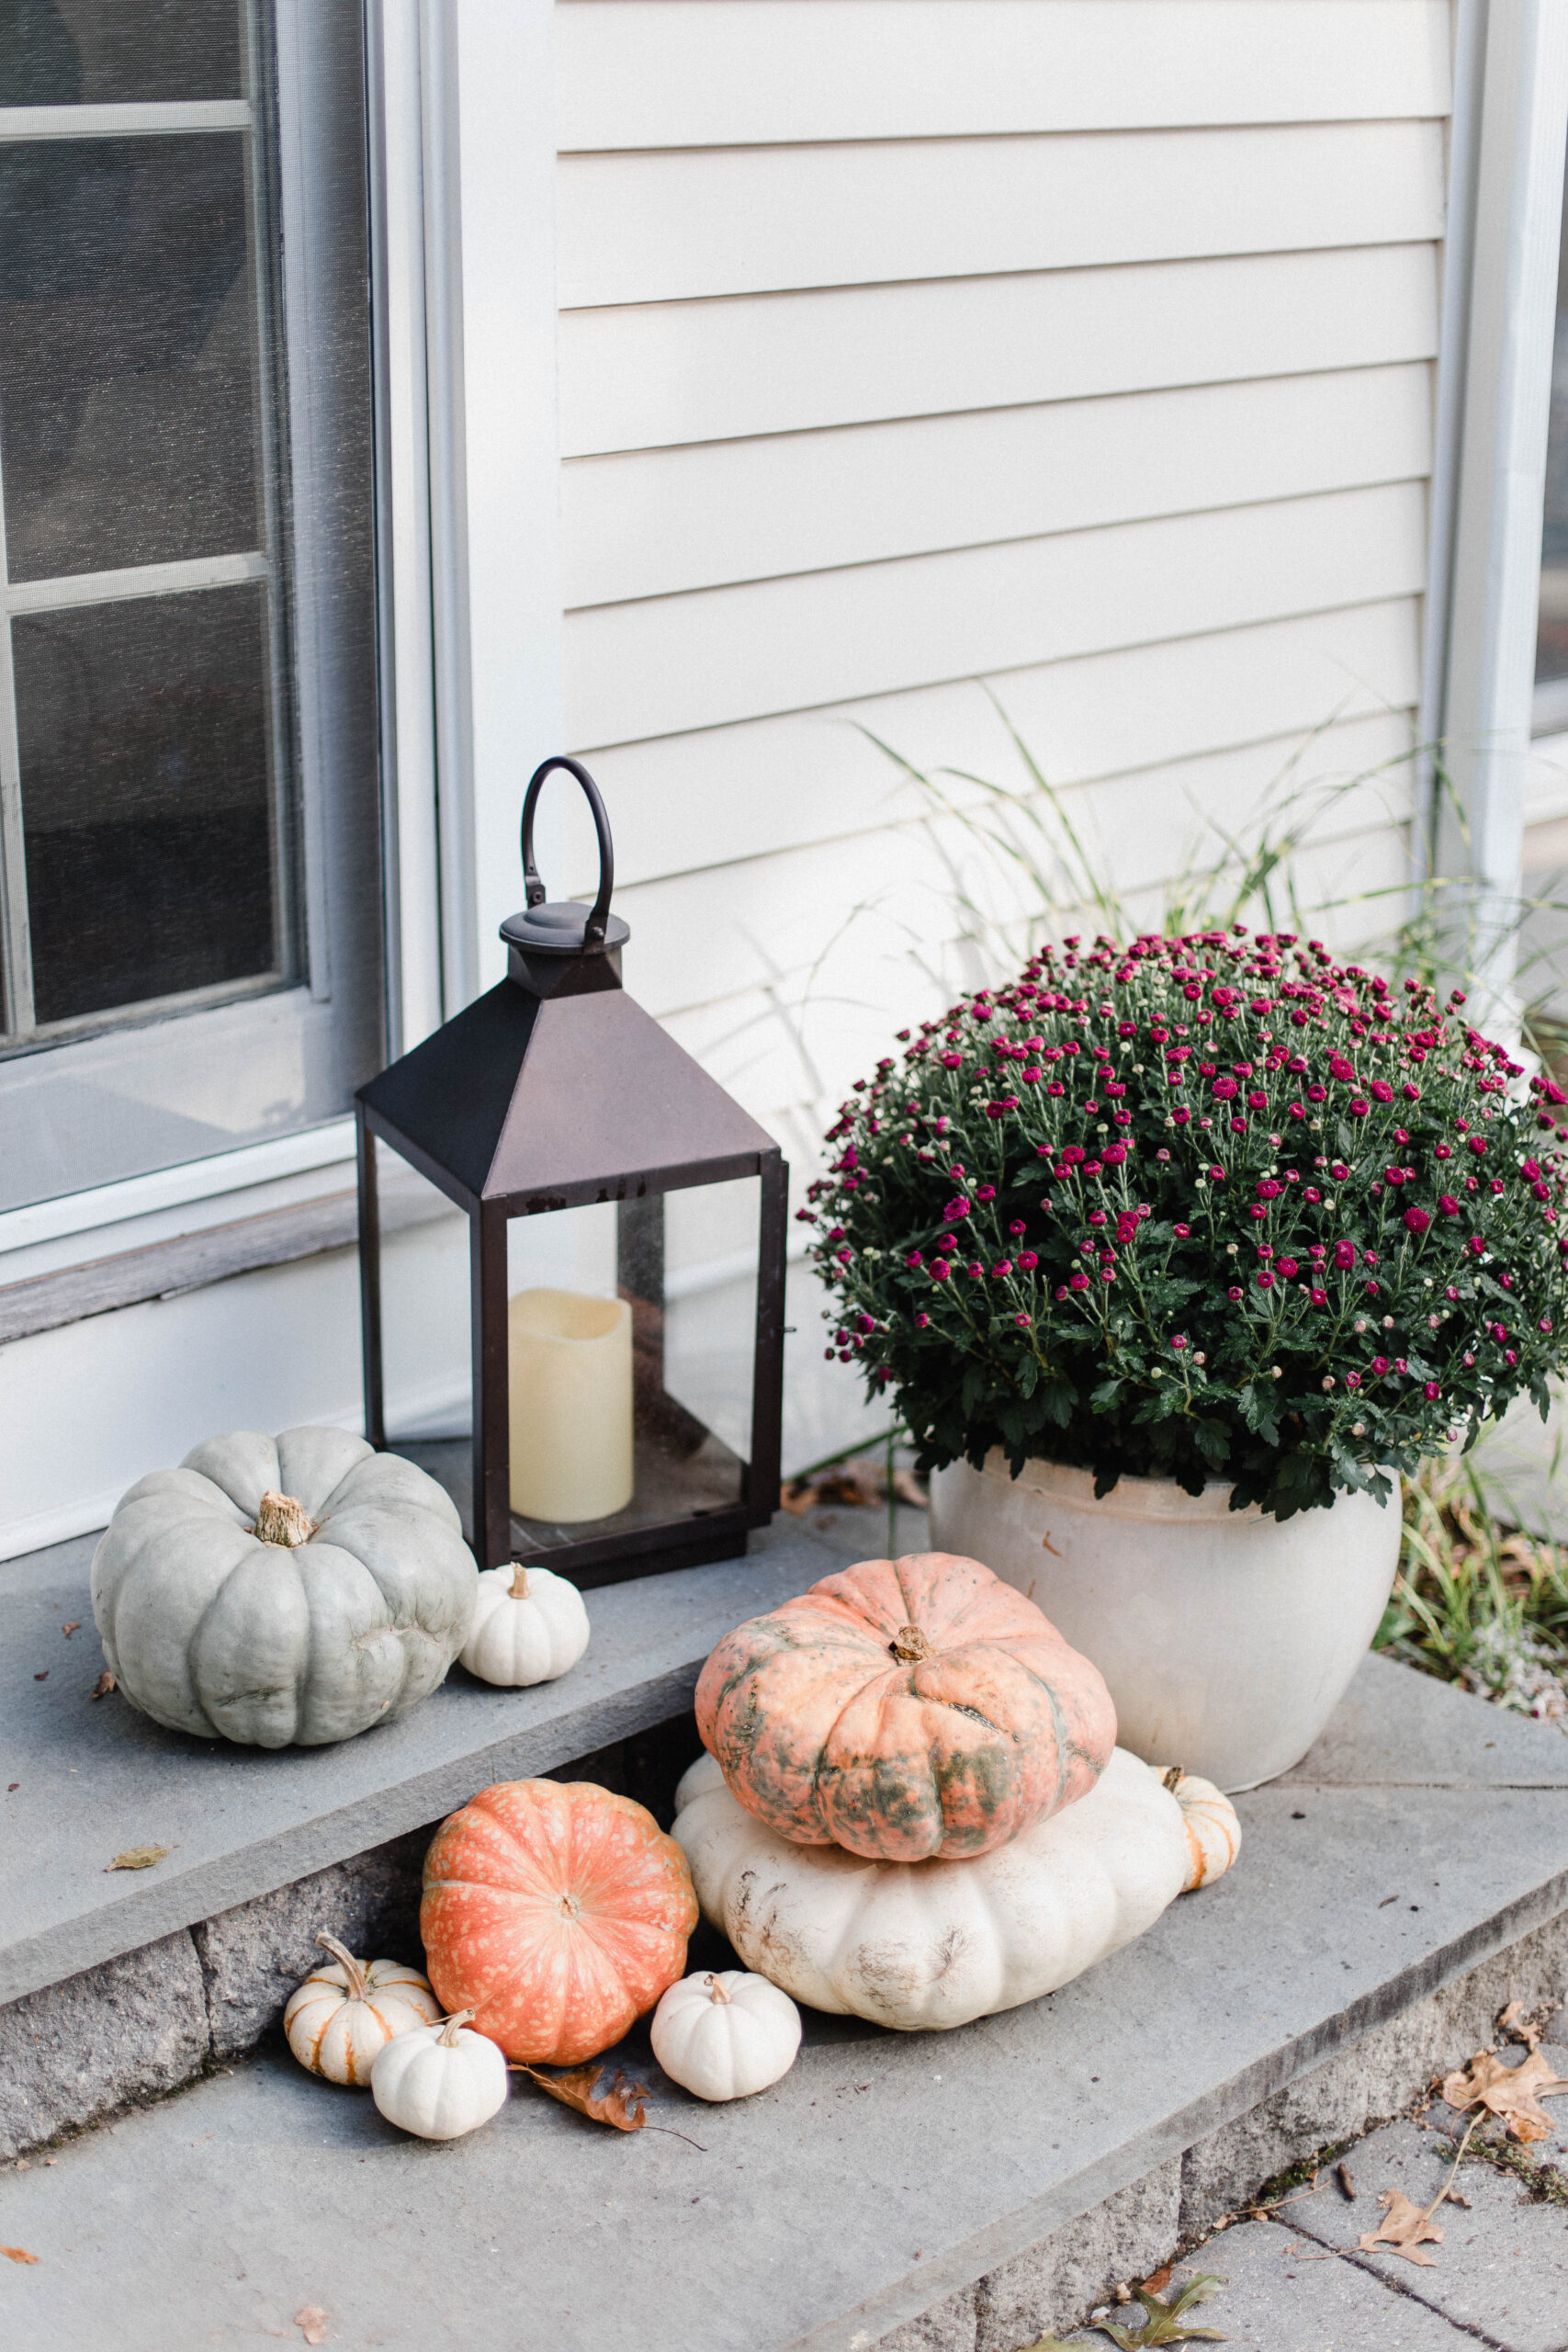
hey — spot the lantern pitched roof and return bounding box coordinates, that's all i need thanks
[358,979,779,1205]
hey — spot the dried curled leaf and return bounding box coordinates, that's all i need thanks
[294,2307,330,2346]
[1089,2272,1226,2346]
[106,1845,167,1872]
[1359,2188,1444,2265]
[90,1670,116,1701]
[1440,2049,1568,2143]
[2,2245,39,2265]
[513,2062,649,2132]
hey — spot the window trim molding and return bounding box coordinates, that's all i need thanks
[1433,0,1568,1009]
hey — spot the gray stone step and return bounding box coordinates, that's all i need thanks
[3,1651,1565,2352]
[0,1513,849,2011]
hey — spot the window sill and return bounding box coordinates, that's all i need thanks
[0,1179,451,1345]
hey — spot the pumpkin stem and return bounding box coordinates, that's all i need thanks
[315,1932,370,2003]
[705,1973,732,2005]
[438,2007,477,2047]
[889,1623,933,1663]
[255,1490,317,1548]
[1161,1765,1185,1793]
[509,1565,531,1600]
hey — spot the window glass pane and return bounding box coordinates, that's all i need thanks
[1537,134,1568,693]
[0,0,243,107]
[15,583,277,1024]
[0,133,261,582]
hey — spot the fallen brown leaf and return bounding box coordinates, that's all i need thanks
[1139,2265,1173,2295]
[107,1845,167,1872]
[90,1670,115,1701]
[1359,2188,1443,2266]
[2,2246,39,2265]
[294,2307,329,2346]
[1335,2161,1356,2201]
[62,1622,80,1638]
[513,2063,650,2132]
[1497,1999,1537,2050]
[1440,2049,1568,2143]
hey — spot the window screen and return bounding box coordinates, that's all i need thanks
[0,0,382,1211]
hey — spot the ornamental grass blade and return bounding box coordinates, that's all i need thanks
[1440,2049,1568,2143]
[1091,2272,1226,2346]
[1359,2188,1444,2265]
[514,2062,649,2132]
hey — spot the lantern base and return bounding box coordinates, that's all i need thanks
[388,1435,765,1590]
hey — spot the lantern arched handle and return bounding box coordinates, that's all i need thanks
[520,756,615,949]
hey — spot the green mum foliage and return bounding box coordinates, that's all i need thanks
[804,927,1568,1521]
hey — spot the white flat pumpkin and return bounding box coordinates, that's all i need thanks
[91,1427,478,1747]
[458,1563,590,1687]
[672,1747,1202,2032]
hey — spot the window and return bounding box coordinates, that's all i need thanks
[0,0,382,1213]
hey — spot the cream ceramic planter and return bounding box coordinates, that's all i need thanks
[928,1452,1402,1791]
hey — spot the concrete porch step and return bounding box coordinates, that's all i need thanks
[3,1652,1566,2352]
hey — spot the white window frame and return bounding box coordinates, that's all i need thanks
[0,0,563,1289]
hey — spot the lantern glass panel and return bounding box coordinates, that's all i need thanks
[369,1136,471,1445]
[502,1177,759,1563]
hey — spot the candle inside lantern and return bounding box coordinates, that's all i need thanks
[507,1288,634,1522]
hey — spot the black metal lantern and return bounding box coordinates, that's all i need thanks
[355,757,786,1587]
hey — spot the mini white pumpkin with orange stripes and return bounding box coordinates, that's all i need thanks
[1156,1765,1241,1891]
[284,1932,442,2086]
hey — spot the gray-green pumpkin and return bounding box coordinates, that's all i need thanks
[91,1427,479,1747]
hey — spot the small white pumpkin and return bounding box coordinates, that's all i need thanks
[457,1562,590,1687]
[672,1747,1192,2032]
[651,1969,802,2102]
[283,1933,442,2085]
[1155,1764,1242,1891]
[370,2008,509,2140]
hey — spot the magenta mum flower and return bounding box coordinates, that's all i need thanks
[1403,1206,1431,1235]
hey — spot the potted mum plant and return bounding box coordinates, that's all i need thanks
[806,927,1568,1788]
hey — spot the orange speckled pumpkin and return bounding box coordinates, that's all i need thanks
[420,1780,698,2064]
[694,1551,1117,1862]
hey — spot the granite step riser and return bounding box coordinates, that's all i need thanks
[875,1907,1568,2352]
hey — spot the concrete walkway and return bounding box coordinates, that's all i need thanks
[1073,2055,1568,2352]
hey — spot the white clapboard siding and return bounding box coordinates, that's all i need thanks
[585,601,1422,891]
[558,120,1444,309]
[559,244,1438,456]
[566,482,1429,749]
[620,708,1416,1027]
[558,1,1450,151]
[563,364,1433,609]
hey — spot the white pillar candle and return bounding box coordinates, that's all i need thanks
[507,1287,635,1522]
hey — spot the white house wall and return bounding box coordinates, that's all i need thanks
[560,0,1449,1164]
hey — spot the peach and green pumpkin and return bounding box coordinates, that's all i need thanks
[420,1779,698,2064]
[694,1550,1117,1862]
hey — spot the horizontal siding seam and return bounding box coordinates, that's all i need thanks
[558,357,1437,465]
[555,238,1443,318]
[573,595,1424,757]
[562,479,1432,619]
[556,109,1452,161]
[565,481,1432,614]
[605,712,1420,901]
